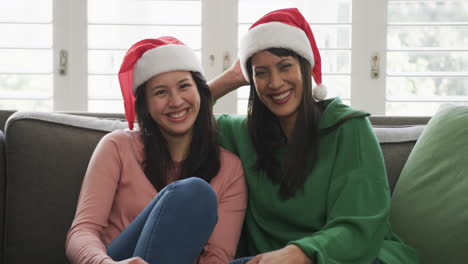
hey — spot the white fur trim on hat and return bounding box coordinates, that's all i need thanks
[133,44,203,93]
[239,22,315,81]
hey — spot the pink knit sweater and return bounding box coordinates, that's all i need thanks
[66,130,247,264]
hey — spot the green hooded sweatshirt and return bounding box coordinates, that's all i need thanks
[216,97,418,264]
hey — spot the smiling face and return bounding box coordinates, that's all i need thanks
[144,70,200,140]
[251,50,304,124]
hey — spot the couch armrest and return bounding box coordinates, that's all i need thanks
[3,112,126,264]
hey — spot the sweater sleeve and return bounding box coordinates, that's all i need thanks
[65,133,122,264]
[289,117,390,264]
[216,114,245,155]
[199,155,247,264]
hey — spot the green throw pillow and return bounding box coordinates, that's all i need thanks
[391,104,468,264]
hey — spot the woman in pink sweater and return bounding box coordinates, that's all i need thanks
[65,37,247,264]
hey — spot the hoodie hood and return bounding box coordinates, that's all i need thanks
[319,97,370,130]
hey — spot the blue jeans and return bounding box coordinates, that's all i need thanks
[106,177,218,264]
[228,256,254,264]
[228,256,381,264]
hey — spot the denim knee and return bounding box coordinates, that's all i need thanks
[172,177,218,223]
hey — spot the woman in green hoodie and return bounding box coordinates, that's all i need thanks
[209,8,418,264]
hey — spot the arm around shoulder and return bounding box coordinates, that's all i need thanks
[208,59,249,101]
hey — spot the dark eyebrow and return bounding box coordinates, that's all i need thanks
[150,77,191,91]
[177,78,190,84]
[254,58,292,70]
[253,66,267,71]
[276,58,291,66]
[151,84,167,91]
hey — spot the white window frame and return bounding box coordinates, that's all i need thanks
[53,0,88,111]
[351,0,388,115]
[202,0,238,114]
[30,0,464,115]
[21,0,389,114]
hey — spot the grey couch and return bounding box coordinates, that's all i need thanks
[0,110,430,264]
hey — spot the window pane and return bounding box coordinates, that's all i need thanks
[0,24,52,48]
[238,86,251,99]
[0,74,52,98]
[387,102,468,116]
[0,0,53,111]
[88,50,127,75]
[0,49,52,74]
[88,75,121,100]
[0,99,52,111]
[386,0,468,115]
[321,50,350,74]
[88,0,202,110]
[88,0,201,25]
[88,100,124,113]
[387,52,468,74]
[388,26,468,50]
[237,99,248,115]
[313,25,351,49]
[238,24,351,49]
[88,25,201,50]
[0,0,52,23]
[387,77,468,97]
[88,50,201,75]
[323,75,350,99]
[388,1,468,24]
[239,0,351,24]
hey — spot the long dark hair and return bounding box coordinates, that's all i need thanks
[246,48,323,200]
[135,71,220,191]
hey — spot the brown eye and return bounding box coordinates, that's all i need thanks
[255,71,265,76]
[280,64,291,71]
[155,90,167,96]
[180,83,191,89]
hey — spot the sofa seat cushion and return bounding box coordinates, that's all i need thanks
[390,104,468,264]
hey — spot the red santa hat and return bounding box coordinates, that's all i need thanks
[118,36,203,130]
[239,8,327,101]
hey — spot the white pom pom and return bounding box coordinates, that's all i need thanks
[312,84,327,101]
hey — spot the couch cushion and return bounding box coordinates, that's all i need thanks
[373,125,425,192]
[390,104,468,264]
[4,112,126,264]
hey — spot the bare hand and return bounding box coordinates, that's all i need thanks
[247,245,313,264]
[207,59,249,100]
[102,257,149,264]
[246,253,264,264]
[228,59,249,87]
